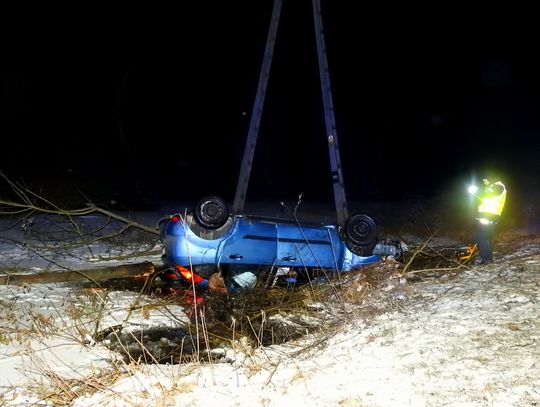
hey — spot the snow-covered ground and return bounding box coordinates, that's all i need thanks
[0,206,539,406]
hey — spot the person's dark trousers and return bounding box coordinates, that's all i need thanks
[476,222,496,263]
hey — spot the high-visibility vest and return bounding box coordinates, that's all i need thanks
[478,181,506,216]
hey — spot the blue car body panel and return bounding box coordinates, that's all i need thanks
[160,214,381,274]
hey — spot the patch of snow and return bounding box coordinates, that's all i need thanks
[1,211,539,406]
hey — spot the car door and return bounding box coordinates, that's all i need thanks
[275,222,339,269]
[219,216,278,266]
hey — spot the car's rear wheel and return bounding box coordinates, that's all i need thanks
[344,213,377,256]
[194,195,229,229]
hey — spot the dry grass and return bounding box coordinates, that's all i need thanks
[0,240,474,403]
[28,364,124,406]
[4,191,530,404]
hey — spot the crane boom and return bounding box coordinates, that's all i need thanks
[232,0,348,227]
[232,0,282,214]
[312,0,348,226]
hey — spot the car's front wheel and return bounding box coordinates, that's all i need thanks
[343,213,378,256]
[194,195,229,229]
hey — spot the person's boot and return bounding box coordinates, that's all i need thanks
[479,257,493,265]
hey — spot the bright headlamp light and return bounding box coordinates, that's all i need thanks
[467,184,478,194]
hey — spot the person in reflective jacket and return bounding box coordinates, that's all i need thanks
[469,178,507,264]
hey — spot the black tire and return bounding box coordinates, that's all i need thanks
[344,213,378,256]
[194,196,229,229]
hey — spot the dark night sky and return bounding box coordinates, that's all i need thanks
[2,2,540,209]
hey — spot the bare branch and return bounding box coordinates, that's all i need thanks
[401,234,433,274]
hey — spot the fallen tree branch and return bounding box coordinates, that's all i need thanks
[0,198,159,235]
[401,265,468,277]
[401,235,433,274]
[0,172,159,235]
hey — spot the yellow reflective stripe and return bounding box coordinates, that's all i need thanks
[478,189,506,216]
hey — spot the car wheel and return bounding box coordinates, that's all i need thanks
[344,213,377,256]
[194,195,229,229]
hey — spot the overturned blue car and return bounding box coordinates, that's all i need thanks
[159,196,400,292]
